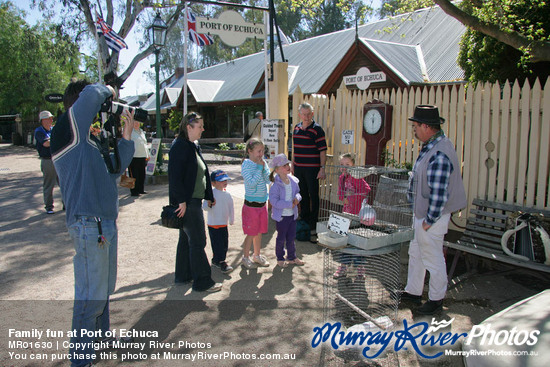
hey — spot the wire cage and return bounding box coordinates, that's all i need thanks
[318,165,414,366]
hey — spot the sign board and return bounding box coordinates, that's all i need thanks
[344,67,386,90]
[342,129,354,145]
[146,138,161,176]
[44,93,64,103]
[327,213,351,236]
[196,10,266,47]
[261,119,284,159]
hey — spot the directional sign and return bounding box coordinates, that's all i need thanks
[196,10,266,47]
[45,93,64,103]
[344,67,386,90]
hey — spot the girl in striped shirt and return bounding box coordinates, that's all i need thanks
[240,138,271,268]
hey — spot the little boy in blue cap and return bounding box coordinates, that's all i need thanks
[203,170,235,273]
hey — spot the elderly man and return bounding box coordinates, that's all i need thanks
[292,102,327,242]
[402,105,467,315]
[34,110,60,214]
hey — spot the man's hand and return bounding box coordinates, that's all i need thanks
[422,221,431,231]
[317,167,326,180]
[176,202,187,218]
[121,110,134,141]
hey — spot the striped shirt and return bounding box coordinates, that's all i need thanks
[292,121,327,167]
[241,159,270,202]
[412,131,453,225]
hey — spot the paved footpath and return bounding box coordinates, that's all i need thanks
[1,143,548,367]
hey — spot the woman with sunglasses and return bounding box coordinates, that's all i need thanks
[168,112,222,292]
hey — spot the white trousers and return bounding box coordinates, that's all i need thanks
[405,213,450,301]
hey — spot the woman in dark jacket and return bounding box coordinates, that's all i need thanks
[168,112,222,292]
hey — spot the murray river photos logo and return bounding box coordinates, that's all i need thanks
[311,318,540,359]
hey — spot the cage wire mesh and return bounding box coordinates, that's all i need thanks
[318,165,414,366]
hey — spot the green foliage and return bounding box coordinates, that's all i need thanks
[0,2,80,117]
[457,0,550,83]
[166,109,183,132]
[216,143,230,151]
[235,143,246,151]
[382,149,412,171]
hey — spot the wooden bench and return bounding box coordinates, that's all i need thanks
[445,198,550,280]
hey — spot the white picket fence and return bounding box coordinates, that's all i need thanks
[292,78,550,227]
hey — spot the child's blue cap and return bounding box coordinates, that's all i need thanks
[211,170,231,182]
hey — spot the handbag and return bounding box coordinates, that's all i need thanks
[161,205,184,229]
[120,172,136,189]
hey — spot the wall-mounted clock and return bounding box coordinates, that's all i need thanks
[363,109,383,135]
[362,99,393,166]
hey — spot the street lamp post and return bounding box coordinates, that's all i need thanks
[149,12,168,165]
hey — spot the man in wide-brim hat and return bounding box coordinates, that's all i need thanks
[401,105,467,315]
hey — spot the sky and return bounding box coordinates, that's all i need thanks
[17,0,155,98]
[17,0,382,99]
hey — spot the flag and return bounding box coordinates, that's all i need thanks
[187,9,214,46]
[276,26,290,46]
[96,12,128,52]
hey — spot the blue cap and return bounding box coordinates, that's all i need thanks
[211,170,231,182]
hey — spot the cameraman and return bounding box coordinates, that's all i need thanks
[51,80,135,367]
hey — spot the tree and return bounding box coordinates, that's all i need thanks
[368,0,550,83]
[0,2,80,117]
[31,0,187,90]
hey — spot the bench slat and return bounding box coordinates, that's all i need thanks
[472,198,550,216]
[468,217,507,229]
[464,224,505,237]
[469,208,508,220]
[459,237,503,251]
[445,241,550,273]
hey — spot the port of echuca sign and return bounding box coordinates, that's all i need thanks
[195,10,266,47]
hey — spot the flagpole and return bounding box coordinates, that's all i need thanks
[183,2,189,115]
[264,11,269,119]
[93,13,103,84]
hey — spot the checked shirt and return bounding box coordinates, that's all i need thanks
[411,131,453,225]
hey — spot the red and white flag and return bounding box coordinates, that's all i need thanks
[187,9,214,46]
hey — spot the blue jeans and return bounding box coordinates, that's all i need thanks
[175,199,215,291]
[68,216,117,367]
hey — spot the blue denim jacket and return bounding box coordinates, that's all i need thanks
[269,174,301,221]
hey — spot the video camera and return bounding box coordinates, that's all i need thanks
[91,98,148,174]
[100,101,148,123]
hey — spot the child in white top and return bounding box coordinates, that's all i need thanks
[203,170,235,273]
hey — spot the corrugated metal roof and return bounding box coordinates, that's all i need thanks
[161,5,466,104]
[360,39,426,83]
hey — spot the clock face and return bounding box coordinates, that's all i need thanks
[364,109,383,135]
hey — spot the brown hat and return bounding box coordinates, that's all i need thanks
[409,105,445,125]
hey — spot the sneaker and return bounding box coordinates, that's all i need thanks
[333,265,347,279]
[219,261,233,273]
[400,292,423,304]
[241,256,256,269]
[212,261,221,269]
[417,299,443,315]
[205,283,223,292]
[277,260,287,268]
[46,209,54,214]
[94,335,134,351]
[253,254,270,267]
[287,258,305,266]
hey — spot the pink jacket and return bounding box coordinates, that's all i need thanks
[338,173,370,215]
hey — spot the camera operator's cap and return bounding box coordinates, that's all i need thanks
[408,105,445,125]
[39,111,54,121]
[211,170,231,182]
[269,154,291,169]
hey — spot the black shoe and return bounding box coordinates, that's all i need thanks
[219,261,234,274]
[417,300,443,315]
[139,191,147,194]
[400,292,422,304]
